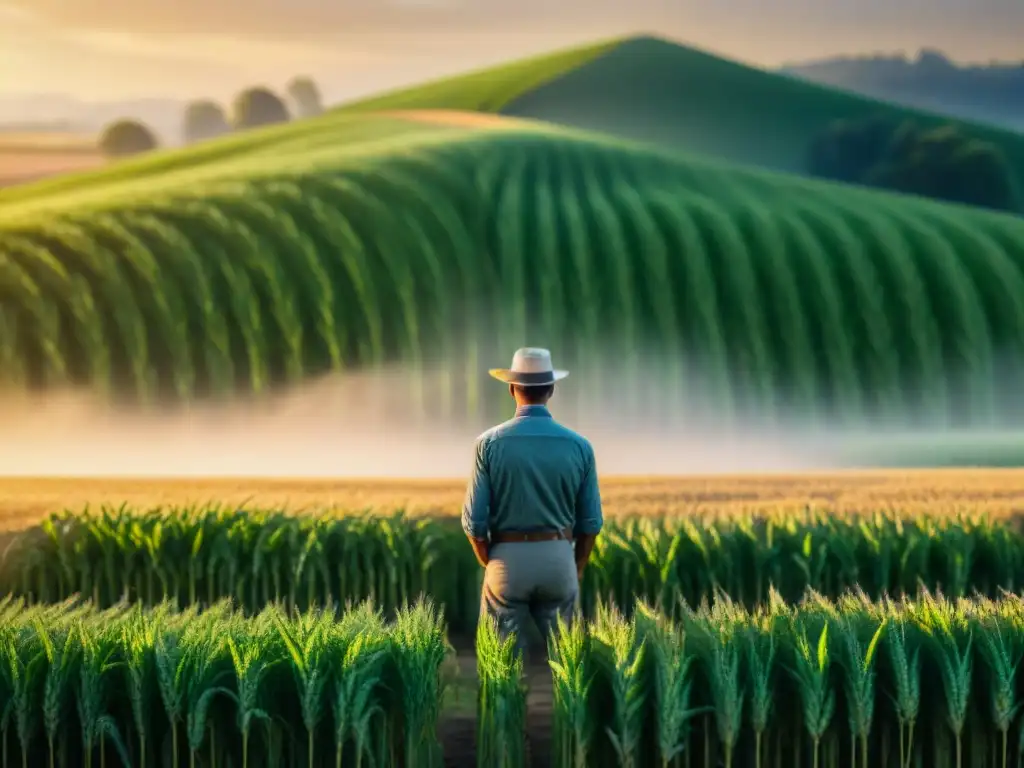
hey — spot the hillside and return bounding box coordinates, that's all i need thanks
[2,109,1024,434]
[338,35,1024,178]
[339,40,617,116]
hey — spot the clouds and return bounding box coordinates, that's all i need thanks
[0,0,688,36]
[1,0,461,34]
[2,0,1019,64]
[0,0,1019,104]
[0,2,354,100]
[3,0,1013,30]
[0,3,36,23]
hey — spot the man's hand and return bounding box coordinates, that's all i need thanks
[574,533,597,583]
[468,536,490,568]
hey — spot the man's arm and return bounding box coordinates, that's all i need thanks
[573,442,603,579]
[461,437,491,568]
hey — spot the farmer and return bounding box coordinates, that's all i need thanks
[461,347,603,659]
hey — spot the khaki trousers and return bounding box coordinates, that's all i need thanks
[480,539,579,660]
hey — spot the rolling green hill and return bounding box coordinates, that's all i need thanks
[338,35,1024,178]
[338,40,617,115]
[2,108,1024,436]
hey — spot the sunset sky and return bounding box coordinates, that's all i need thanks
[0,0,1018,102]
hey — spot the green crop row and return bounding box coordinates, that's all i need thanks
[1,506,480,632]
[12,585,1018,768]
[483,591,1024,768]
[0,596,447,768]
[3,504,1024,633]
[475,618,527,768]
[3,123,1024,426]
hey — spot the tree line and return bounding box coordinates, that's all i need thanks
[784,49,1024,133]
[806,113,1022,215]
[98,76,323,158]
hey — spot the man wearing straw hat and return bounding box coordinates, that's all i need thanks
[461,347,604,658]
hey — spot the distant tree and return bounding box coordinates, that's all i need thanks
[808,114,1022,214]
[98,119,158,158]
[182,100,230,144]
[915,48,956,74]
[808,115,896,184]
[231,87,290,130]
[286,76,324,118]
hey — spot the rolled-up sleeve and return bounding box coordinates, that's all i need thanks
[573,441,603,537]
[461,437,491,539]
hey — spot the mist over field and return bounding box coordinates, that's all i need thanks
[0,360,830,477]
[0,337,857,477]
[2,34,1024,476]
[1,348,1019,477]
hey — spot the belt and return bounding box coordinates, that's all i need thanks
[490,527,573,544]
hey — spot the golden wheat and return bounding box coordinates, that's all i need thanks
[0,470,1022,532]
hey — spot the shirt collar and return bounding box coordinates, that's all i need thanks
[514,404,552,419]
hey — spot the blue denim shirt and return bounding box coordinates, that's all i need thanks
[461,404,603,540]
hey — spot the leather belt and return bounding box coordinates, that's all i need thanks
[491,527,573,544]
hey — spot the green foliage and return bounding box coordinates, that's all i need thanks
[2,118,1024,425]
[337,35,1024,176]
[0,506,480,631]
[287,77,324,118]
[475,617,526,767]
[579,511,1024,620]
[97,120,158,158]
[808,115,1023,214]
[336,39,617,114]
[0,597,447,767]
[6,505,1024,635]
[182,100,230,144]
[547,592,1024,768]
[231,87,290,130]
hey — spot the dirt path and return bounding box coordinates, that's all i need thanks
[441,644,554,766]
[525,661,555,767]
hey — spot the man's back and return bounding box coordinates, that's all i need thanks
[463,347,603,661]
[462,404,602,541]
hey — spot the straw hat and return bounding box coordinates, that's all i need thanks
[488,347,569,386]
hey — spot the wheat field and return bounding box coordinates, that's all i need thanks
[0,469,1021,531]
[2,471,1022,766]
[0,133,103,189]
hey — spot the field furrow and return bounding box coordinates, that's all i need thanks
[3,504,1024,636]
[0,598,447,768]
[1,120,1024,427]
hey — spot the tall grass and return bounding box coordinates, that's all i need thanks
[3,120,1024,425]
[0,596,448,768]
[0,505,479,630]
[6,505,1024,633]
[580,511,1024,618]
[475,616,527,768]
[546,591,1024,768]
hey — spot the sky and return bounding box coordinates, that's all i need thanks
[0,0,1019,103]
